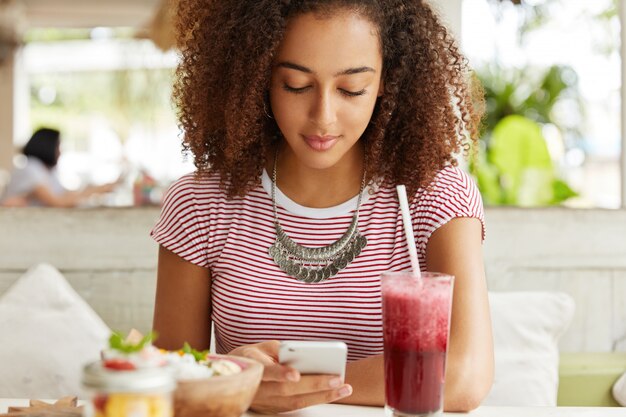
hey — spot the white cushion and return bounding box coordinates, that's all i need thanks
[0,264,110,398]
[483,291,575,406]
[614,371,626,406]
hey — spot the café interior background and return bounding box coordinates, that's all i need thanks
[0,0,623,208]
[1,0,626,408]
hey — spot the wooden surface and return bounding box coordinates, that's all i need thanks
[483,208,626,352]
[2,397,81,417]
[1,207,626,352]
[0,208,160,333]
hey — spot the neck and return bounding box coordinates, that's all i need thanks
[269,143,365,209]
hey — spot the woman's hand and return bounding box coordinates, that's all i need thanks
[229,340,353,414]
[85,182,118,196]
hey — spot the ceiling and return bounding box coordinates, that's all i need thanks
[21,0,161,28]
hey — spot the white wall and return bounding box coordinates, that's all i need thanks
[430,0,463,40]
[484,208,626,352]
[0,208,160,334]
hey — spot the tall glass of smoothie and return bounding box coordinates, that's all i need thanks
[381,271,454,417]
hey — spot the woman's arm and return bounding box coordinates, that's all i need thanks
[30,182,117,208]
[426,217,494,411]
[338,217,493,410]
[336,354,384,406]
[152,245,212,350]
[30,184,81,207]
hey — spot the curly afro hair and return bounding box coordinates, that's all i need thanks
[174,0,484,198]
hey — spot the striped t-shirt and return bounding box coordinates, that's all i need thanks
[151,166,484,361]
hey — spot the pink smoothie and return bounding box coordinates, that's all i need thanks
[381,272,453,415]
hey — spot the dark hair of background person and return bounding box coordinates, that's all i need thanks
[174,0,485,198]
[22,128,61,169]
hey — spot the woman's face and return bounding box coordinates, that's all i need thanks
[269,11,383,171]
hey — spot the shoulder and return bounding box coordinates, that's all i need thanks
[412,165,485,243]
[8,157,49,188]
[152,172,225,268]
[22,157,49,177]
[161,172,225,209]
[416,165,480,206]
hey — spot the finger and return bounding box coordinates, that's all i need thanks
[263,374,344,396]
[238,346,276,365]
[261,363,301,382]
[255,340,298,381]
[265,384,353,412]
[231,344,300,382]
[256,340,281,360]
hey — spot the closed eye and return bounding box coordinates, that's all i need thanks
[283,84,367,98]
[339,89,366,97]
[282,84,311,94]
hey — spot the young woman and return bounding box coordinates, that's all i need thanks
[0,128,117,207]
[152,0,493,413]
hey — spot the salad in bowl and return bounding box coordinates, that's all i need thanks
[84,331,263,417]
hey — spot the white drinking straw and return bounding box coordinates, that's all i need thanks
[396,185,422,279]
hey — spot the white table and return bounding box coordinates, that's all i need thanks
[245,403,626,416]
[2,399,625,417]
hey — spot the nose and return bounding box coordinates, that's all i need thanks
[309,88,337,129]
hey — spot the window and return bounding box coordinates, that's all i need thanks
[462,0,621,208]
[21,28,192,205]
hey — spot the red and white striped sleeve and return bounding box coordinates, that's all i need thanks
[412,166,485,259]
[150,174,212,268]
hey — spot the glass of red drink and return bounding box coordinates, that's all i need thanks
[381,271,454,417]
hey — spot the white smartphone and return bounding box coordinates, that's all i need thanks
[278,340,348,380]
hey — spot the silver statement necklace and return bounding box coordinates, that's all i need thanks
[268,154,368,283]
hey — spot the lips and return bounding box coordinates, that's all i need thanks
[302,135,339,151]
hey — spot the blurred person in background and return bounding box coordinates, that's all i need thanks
[0,127,118,207]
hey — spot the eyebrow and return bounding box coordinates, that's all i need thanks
[276,61,376,76]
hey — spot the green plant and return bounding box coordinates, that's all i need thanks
[478,64,582,143]
[473,115,577,206]
[472,64,580,206]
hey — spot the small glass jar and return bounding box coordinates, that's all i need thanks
[82,362,176,417]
